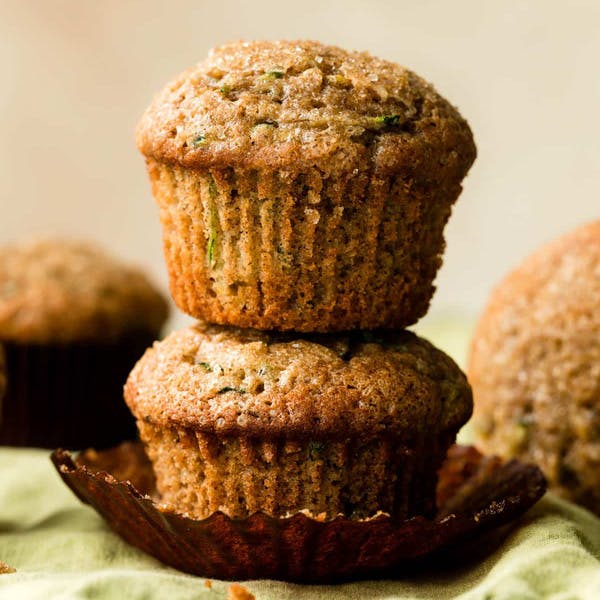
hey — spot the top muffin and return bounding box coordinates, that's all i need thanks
[137,40,475,178]
[137,41,475,332]
[0,238,168,343]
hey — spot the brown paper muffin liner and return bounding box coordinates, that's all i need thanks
[148,160,457,332]
[51,443,546,583]
[136,422,455,520]
[0,336,155,448]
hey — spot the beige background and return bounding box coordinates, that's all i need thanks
[1,0,598,352]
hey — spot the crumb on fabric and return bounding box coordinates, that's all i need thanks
[0,560,15,574]
[227,582,255,600]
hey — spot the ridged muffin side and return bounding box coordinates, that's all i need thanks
[125,322,472,520]
[148,162,458,331]
[137,40,476,331]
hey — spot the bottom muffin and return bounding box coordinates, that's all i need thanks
[125,323,472,520]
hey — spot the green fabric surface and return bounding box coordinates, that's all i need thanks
[0,447,599,600]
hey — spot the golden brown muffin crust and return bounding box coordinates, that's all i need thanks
[137,40,475,179]
[0,238,169,343]
[125,322,472,440]
[469,220,600,513]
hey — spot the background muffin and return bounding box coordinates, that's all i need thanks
[468,220,600,514]
[125,322,472,520]
[0,237,169,448]
[137,40,476,333]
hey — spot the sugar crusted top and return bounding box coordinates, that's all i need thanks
[0,238,169,343]
[469,220,600,437]
[125,322,472,440]
[137,40,475,177]
[469,219,600,390]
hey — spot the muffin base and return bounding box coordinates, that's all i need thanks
[137,421,455,520]
[0,337,156,448]
[148,160,461,332]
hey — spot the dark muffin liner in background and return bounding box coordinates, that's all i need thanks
[52,443,546,583]
[0,336,156,448]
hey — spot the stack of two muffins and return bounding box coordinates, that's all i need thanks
[126,40,476,521]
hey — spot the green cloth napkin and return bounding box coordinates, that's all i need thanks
[0,447,599,600]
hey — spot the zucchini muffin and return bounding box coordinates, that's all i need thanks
[125,322,472,520]
[469,220,600,515]
[0,238,169,448]
[137,40,476,332]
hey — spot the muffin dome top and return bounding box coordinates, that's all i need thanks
[125,322,472,440]
[0,238,169,343]
[468,220,600,511]
[137,40,475,177]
